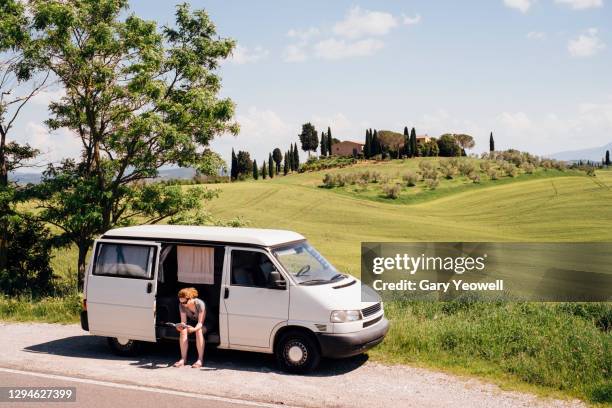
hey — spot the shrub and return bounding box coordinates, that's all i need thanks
[487,168,499,180]
[468,172,481,183]
[382,183,402,199]
[322,173,335,188]
[458,160,476,176]
[425,178,439,190]
[480,160,492,172]
[521,162,535,174]
[439,160,457,179]
[402,171,418,187]
[503,162,518,177]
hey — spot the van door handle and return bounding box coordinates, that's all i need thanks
[146,282,152,293]
[224,287,229,299]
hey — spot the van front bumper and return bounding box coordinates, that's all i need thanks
[316,317,389,359]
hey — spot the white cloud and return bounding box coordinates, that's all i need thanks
[555,0,603,9]
[504,0,534,13]
[314,38,385,60]
[287,27,320,41]
[526,31,547,40]
[30,87,65,106]
[333,6,399,39]
[227,45,269,65]
[402,14,422,25]
[568,28,605,57]
[311,113,353,136]
[285,6,419,63]
[18,122,80,163]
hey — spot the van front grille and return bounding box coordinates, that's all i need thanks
[363,315,382,328]
[362,302,381,318]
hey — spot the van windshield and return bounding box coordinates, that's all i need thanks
[272,242,345,285]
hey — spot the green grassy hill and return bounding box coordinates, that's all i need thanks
[207,159,612,275]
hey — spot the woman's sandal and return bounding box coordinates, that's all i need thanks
[191,360,202,368]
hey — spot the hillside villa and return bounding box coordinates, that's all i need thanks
[331,134,431,157]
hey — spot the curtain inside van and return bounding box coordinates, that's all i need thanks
[177,246,215,284]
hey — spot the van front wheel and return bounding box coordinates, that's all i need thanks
[107,337,142,356]
[275,331,320,373]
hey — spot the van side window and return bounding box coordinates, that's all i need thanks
[94,243,154,279]
[231,250,281,288]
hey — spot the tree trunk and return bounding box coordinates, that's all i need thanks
[0,126,9,273]
[77,243,89,292]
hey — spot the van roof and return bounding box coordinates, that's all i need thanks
[103,225,305,247]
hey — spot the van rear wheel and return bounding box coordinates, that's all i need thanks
[275,331,320,374]
[107,337,142,356]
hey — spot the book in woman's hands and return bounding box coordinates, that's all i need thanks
[165,322,189,329]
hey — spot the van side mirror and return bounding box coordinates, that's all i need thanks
[268,270,286,290]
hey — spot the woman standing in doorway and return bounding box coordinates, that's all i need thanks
[173,287,206,368]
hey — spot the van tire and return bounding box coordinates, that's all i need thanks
[107,337,142,356]
[275,331,320,374]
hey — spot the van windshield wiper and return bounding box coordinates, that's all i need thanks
[299,279,333,285]
[329,273,346,281]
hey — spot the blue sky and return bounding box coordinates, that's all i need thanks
[12,0,612,169]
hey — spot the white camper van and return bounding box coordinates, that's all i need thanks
[80,225,388,372]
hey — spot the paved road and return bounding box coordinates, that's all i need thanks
[0,322,585,408]
[0,370,269,408]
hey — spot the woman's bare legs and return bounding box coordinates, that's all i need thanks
[174,328,188,367]
[192,329,205,368]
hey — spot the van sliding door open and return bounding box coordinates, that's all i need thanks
[86,239,161,342]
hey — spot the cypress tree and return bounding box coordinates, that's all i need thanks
[410,127,417,157]
[606,150,610,166]
[327,127,333,156]
[364,129,371,159]
[288,147,294,171]
[403,126,410,157]
[372,130,379,156]
[262,161,267,179]
[253,160,258,180]
[268,153,274,178]
[489,132,495,152]
[293,143,299,171]
[320,132,327,157]
[283,152,289,175]
[230,148,237,180]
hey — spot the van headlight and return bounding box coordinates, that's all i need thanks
[330,310,362,323]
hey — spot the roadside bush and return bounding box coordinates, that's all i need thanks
[382,183,402,199]
[402,171,418,187]
[0,215,54,297]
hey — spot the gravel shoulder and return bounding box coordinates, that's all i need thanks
[0,322,585,408]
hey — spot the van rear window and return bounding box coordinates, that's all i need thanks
[94,243,154,279]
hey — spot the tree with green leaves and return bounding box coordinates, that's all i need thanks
[262,160,267,179]
[320,132,327,157]
[490,132,495,152]
[0,0,55,292]
[272,148,282,173]
[252,159,258,180]
[327,126,332,156]
[292,143,299,171]
[403,126,410,157]
[437,134,462,157]
[364,129,371,159]
[287,148,293,172]
[410,128,418,157]
[236,150,252,178]
[30,1,238,288]
[230,148,238,180]
[606,150,610,166]
[298,122,318,157]
[454,134,475,153]
[371,130,380,156]
[283,152,288,175]
[268,153,274,178]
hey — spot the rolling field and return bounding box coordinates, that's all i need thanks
[206,160,612,275]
